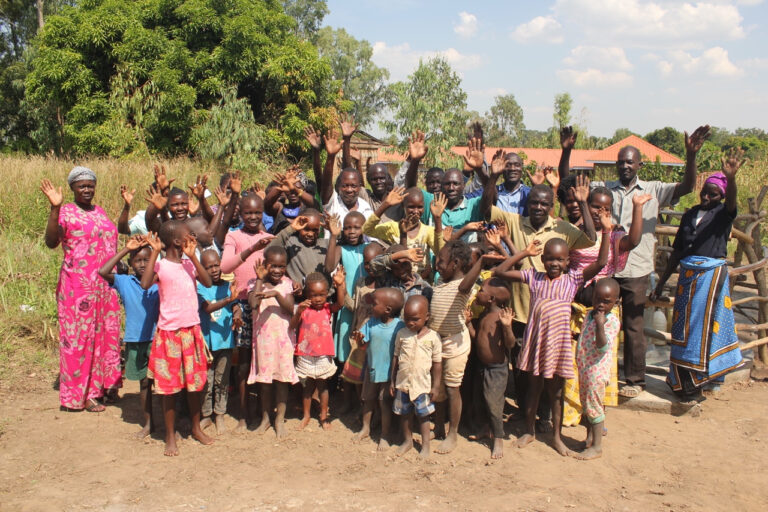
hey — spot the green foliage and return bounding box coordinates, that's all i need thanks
[610,128,637,144]
[484,93,525,146]
[314,27,390,129]
[23,0,335,157]
[644,126,684,157]
[381,56,469,168]
[282,0,328,40]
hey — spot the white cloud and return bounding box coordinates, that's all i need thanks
[554,0,746,48]
[556,68,633,87]
[658,46,743,77]
[471,87,508,97]
[454,12,478,39]
[511,15,563,44]
[371,42,483,81]
[562,46,633,71]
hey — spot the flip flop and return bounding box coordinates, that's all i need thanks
[618,385,641,398]
[85,398,106,413]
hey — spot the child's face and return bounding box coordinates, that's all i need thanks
[201,252,222,282]
[474,281,494,308]
[168,193,189,220]
[129,247,152,279]
[403,194,424,219]
[542,243,569,279]
[240,198,264,232]
[588,193,612,230]
[265,252,287,284]
[187,218,213,247]
[298,215,321,246]
[343,215,364,245]
[392,258,413,281]
[370,291,391,319]
[363,246,383,276]
[403,302,429,332]
[305,280,328,309]
[436,246,457,280]
[562,188,581,223]
[593,285,619,314]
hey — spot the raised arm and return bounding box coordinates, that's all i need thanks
[339,113,357,169]
[189,174,214,222]
[675,125,711,200]
[499,307,516,350]
[572,174,596,241]
[558,126,577,180]
[581,214,613,283]
[462,137,485,185]
[481,150,505,219]
[140,232,162,290]
[321,130,342,206]
[492,241,541,282]
[620,193,652,252]
[304,125,323,191]
[117,185,135,235]
[182,234,213,287]
[459,253,505,294]
[202,281,240,314]
[720,147,744,214]
[143,184,167,234]
[403,130,428,188]
[330,266,347,313]
[98,236,146,285]
[40,179,63,249]
[324,214,342,273]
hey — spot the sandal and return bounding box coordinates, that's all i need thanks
[618,385,642,398]
[85,398,106,413]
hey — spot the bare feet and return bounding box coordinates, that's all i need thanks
[296,416,311,431]
[585,429,594,448]
[377,438,390,452]
[435,433,457,454]
[552,436,569,457]
[433,427,446,440]
[200,417,213,431]
[275,420,288,440]
[254,414,271,435]
[134,424,151,440]
[516,433,535,448]
[571,446,602,460]
[191,427,215,446]
[234,419,248,434]
[353,427,370,443]
[491,437,503,459]
[535,419,554,433]
[396,440,412,457]
[418,446,431,459]
[164,438,179,457]
[321,419,332,431]
[215,415,227,435]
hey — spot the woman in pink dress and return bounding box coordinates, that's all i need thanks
[41,167,121,412]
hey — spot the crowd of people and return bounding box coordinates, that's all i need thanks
[39,120,745,460]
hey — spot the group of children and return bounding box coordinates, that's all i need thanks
[94,121,670,461]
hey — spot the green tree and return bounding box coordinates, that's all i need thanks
[282,0,328,40]
[610,127,637,144]
[644,127,684,157]
[24,0,335,157]
[734,127,768,141]
[314,27,390,129]
[484,93,524,146]
[381,56,469,168]
[553,92,572,128]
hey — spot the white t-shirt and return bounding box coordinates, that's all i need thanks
[323,191,374,225]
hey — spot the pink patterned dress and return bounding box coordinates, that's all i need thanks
[248,277,298,384]
[56,203,121,409]
[576,312,621,424]
[568,229,628,287]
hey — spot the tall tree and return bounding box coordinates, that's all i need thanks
[381,56,469,167]
[552,92,573,128]
[644,127,684,157]
[282,0,328,40]
[314,27,390,129]
[485,93,524,146]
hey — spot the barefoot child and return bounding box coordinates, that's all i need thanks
[98,235,159,439]
[571,278,621,460]
[140,222,214,456]
[267,210,330,291]
[390,295,442,458]
[247,246,298,439]
[472,279,516,459]
[493,224,611,456]
[291,270,347,430]
[197,250,242,435]
[352,288,405,450]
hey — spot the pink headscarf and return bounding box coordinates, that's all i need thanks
[704,172,727,195]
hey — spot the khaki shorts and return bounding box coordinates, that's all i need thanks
[434,350,470,402]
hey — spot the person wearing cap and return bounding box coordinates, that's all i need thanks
[649,149,745,401]
[40,167,122,412]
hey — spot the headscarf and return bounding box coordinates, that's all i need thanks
[67,166,97,186]
[704,172,727,196]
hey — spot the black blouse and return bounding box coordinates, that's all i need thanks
[672,202,736,259]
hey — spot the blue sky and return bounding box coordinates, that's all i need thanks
[324,0,768,138]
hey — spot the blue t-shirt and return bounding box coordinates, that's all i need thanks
[363,317,405,383]
[111,274,159,343]
[197,282,236,351]
[421,190,483,231]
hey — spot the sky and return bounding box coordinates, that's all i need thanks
[324,0,768,138]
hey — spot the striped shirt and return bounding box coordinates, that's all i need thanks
[429,278,471,341]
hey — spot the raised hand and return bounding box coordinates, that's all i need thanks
[721,147,746,179]
[188,174,208,200]
[145,231,163,252]
[339,112,357,138]
[153,163,173,192]
[684,125,711,154]
[480,253,507,265]
[40,179,63,207]
[404,247,424,262]
[430,192,448,218]
[470,121,484,146]
[399,213,421,234]
[229,171,242,195]
[543,166,559,189]
[463,221,486,233]
[572,174,590,203]
[304,125,322,150]
[560,126,578,150]
[332,265,346,288]
[248,182,266,200]
[524,239,542,256]
[214,185,231,206]
[463,137,484,170]
[384,186,408,207]
[229,281,241,300]
[125,235,146,251]
[327,213,342,237]
[408,130,428,161]
[527,167,547,186]
[181,233,198,258]
[485,226,501,248]
[188,197,200,217]
[145,184,167,210]
[290,215,309,232]
[249,237,272,253]
[632,193,652,208]
[442,225,454,242]
[499,306,515,327]
[490,149,506,178]
[493,220,508,239]
[120,185,135,206]
[324,129,342,155]
[253,257,268,280]
[598,210,613,232]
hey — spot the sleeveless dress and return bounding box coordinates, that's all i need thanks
[333,244,366,362]
[248,277,298,384]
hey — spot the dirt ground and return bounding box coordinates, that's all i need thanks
[1,377,767,512]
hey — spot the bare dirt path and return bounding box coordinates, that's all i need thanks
[1,378,766,512]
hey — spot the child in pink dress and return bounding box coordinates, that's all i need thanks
[141,220,214,457]
[290,269,347,431]
[247,246,297,440]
